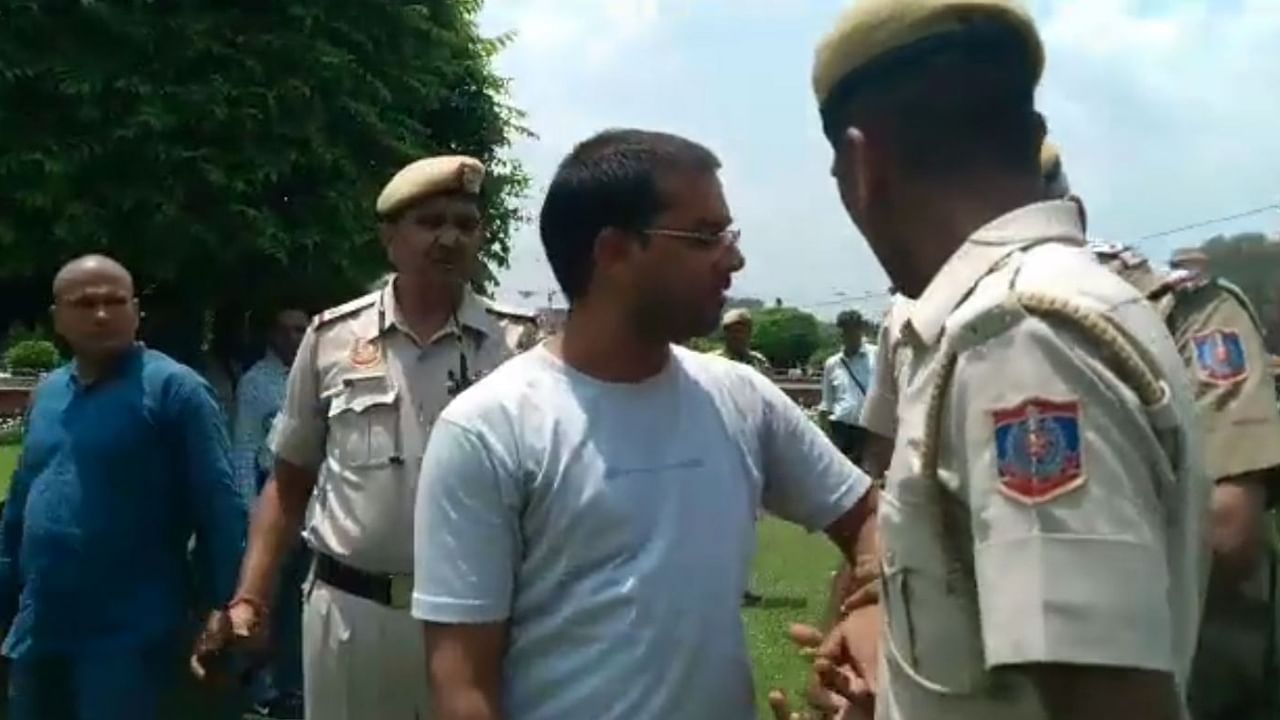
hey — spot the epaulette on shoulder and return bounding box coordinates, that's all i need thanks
[946,297,1026,355]
[1088,241,1149,270]
[484,299,538,323]
[947,292,1167,407]
[315,292,378,327]
[1166,268,1211,295]
[1206,276,1266,331]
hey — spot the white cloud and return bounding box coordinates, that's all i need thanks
[1038,0,1280,253]
[483,0,672,70]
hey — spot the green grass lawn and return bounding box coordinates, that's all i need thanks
[745,517,841,717]
[0,444,17,501]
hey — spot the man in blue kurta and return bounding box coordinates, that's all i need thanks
[0,254,249,720]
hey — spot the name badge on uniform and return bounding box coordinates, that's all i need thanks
[1192,329,1247,385]
[993,398,1084,505]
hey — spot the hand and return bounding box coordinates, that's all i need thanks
[789,606,881,714]
[1208,479,1267,588]
[766,688,871,720]
[839,577,881,617]
[189,598,269,684]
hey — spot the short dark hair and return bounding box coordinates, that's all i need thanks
[820,20,1042,179]
[539,129,721,301]
[836,310,864,331]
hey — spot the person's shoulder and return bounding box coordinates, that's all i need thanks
[677,344,739,372]
[674,345,773,394]
[480,297,538,324]
[314,291,379,331]
[439,346,553,427]
[141,348,218,397]
[29,365,73,400]
[478,297,542,352]
[1169,269,1257,313]
[947,241,1163,358]
[1018,241,1144,307]
[235,357,276,392]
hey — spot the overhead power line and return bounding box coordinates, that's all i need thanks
[1134,202,1280,244]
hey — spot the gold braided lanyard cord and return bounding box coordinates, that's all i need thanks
[921,292,1170,595]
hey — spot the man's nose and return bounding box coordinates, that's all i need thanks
[723,242,746,273]
[434,229,462,248]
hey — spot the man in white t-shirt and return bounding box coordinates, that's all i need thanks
[411,128,880,720]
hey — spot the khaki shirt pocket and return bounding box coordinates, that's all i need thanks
[881,480,989,696]
[325,374,402,469]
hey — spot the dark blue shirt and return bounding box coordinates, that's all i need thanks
[0,346,248,658]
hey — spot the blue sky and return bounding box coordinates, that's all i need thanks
[478,0,1280,318]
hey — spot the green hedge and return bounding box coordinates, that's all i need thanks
[4,340,60,375]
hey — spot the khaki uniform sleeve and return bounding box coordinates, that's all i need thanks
[1171,289,1280,482]
[859,324,897,438]
[268,324,327,470]
[948,314,1178,673]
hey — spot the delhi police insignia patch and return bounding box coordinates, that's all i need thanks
[1192,329,1247,385]
[349,338,382,369]
[993,398,1084,504]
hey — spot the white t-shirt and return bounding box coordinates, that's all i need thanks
[412,345,869,720]
[820,345,876,425]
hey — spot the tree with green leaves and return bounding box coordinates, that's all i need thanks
[0,0,528,369]
[753,306,823,371]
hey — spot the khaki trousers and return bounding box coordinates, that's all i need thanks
[303,577,432,720]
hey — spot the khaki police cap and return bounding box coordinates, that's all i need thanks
[1170,247,1209,266]
[722,308,753,328]
[812,0,1044,107]
[376,155,485,218]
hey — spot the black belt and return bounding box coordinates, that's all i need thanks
[313,553,412,610]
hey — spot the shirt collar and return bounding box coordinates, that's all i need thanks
[906,200,1084,345]
[70,343,144,389]
[377,276,498,343]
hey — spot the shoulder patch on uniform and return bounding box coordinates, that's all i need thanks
[1191,328,1248,385]
[993,397,1085,504]
[316,292,378,327]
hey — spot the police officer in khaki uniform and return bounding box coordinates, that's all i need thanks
[792,2,1210,718]
[191,155,537,720]
[1043,142,1280,720]
[710,308,772,371]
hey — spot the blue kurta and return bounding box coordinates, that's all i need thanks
[0,345,248,659]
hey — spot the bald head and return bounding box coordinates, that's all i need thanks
[51,254,140,365]
[53,254,133,300]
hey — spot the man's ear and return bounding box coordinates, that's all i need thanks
[594,227,637,276]
[377,220,400,267]
[844,126,875,217]
[834,126,873,218]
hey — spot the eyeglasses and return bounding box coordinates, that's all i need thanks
[644,227,741,251]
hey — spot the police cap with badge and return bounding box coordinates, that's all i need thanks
[376,155,485,220]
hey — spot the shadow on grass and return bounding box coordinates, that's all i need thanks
[745,596,808,611]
